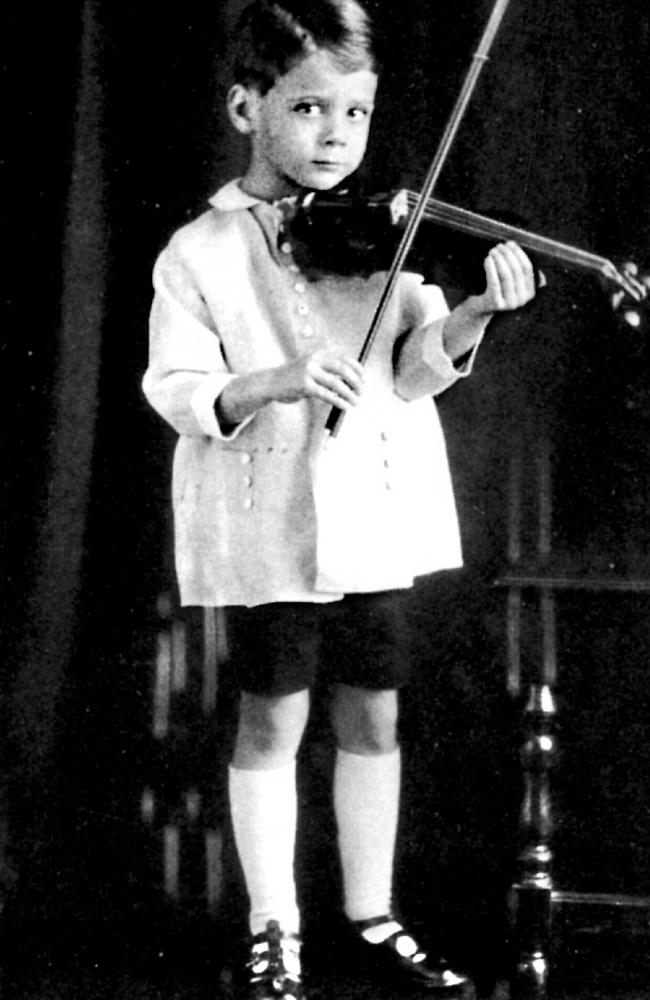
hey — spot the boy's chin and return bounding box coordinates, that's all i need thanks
[299,174,352,193]
[289,166,355,193]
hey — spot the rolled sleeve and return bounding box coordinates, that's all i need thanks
[394,277,485,400]
[190,373,256,440]
[423,315,485,378]
[144,239,253,438]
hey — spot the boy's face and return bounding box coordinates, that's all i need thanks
[232,50,378,200]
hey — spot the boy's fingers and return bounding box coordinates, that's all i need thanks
[330,358,364,389]
[305,359,362,405]
[309,350,363,374]
[489,246,517,302]
[314,356,364,393]
[312,377,358,408]
[488,242,536,305]
[483,253,501,301]
[317,387,356,409]
[322,371,361,404]
[508,241,536,291]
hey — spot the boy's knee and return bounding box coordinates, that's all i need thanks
[234,690,310,767]
[332,687,399,755]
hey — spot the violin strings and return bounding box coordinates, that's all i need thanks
[410,197,605,269]
[404,192,612,274]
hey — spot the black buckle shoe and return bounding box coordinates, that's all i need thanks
[352,916,474,996]
[245,920,304,1000]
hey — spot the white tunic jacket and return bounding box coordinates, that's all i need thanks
[143,181,481,607]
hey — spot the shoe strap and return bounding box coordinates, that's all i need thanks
[383,929,425,961]
[355,916,428,962]
[354,914,395,932]
[249,923,302,978]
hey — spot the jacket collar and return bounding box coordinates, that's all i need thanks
[209,178,299,214]
[208,179,262,212]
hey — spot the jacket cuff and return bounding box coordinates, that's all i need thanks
[423,316,486,380]
[451,331,485,377]
[190,374,255,440]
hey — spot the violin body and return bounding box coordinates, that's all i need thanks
[290,188,483,294]
[290,189,409,278]
[290,188,537,295]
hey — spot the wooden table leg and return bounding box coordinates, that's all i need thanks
[510,676,556,999]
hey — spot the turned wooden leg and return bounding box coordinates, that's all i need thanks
[510,680,556,1000]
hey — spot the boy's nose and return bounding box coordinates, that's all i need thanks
[320,114,347,145]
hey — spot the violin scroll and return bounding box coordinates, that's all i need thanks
[607,261,649,327]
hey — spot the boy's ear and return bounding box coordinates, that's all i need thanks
[227,84,259,135]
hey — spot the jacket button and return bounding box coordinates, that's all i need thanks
[280,241,293,255]
[240,453,252,465]
[243,497,254,510]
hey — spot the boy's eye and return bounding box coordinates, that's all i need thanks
[348,107,371,121]
[293,101,322,115]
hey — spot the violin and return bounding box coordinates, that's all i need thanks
[290,186,647,304]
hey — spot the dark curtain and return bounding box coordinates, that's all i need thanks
[3,0,650,960]
[3,0,247,928]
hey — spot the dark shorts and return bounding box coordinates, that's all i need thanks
[225,591,411,696]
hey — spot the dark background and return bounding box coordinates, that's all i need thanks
[3,0,650,988]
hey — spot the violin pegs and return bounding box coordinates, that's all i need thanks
[606,259,649,328]
[621,308,643,329]
[620,260,649,302]
[603,261,646,304]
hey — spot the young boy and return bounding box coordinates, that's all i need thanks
[143,1,536,997]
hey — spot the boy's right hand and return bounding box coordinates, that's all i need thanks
[273,349,364,410]
[214,350,364,430]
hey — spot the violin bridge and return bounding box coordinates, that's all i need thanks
[389,189,410,226]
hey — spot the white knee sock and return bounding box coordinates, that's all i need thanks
[334,747,401,925]
[228,762,301,936]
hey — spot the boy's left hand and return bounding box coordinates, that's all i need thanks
[466,241,537,317]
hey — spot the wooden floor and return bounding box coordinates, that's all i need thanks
[5,965,650,1000]
[2,916,649,1000]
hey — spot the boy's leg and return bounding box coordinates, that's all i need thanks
[226,602,321,999]
[230,689,310,936]
[326,594,407,936]
[331,685,400,929]
[229,690,309,1000]
[331,684,471,995]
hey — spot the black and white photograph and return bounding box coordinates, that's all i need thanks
[3,2,650,998]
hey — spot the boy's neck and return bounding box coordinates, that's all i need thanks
[239,173,306,204]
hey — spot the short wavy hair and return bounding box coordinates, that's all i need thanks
[232,0,379,94]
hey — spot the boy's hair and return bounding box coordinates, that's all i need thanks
[232,0,378,95]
